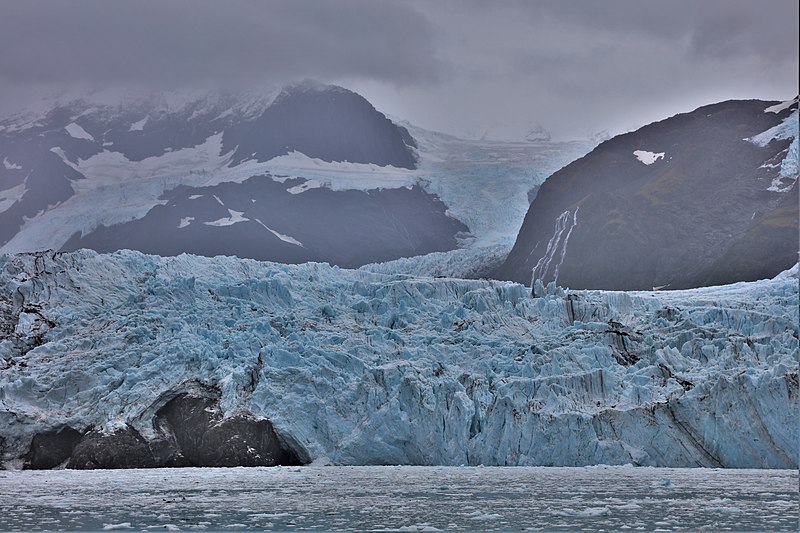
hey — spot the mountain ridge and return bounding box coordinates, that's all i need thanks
[496,97,799,290]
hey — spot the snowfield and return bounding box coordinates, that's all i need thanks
[0,250,797,468]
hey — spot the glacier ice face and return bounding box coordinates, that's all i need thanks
[0,250,797,468]
[748,107,799,192]
[359,245,510,280]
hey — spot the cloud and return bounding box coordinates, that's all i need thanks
[0,0,443,87]
[0,0,796,140]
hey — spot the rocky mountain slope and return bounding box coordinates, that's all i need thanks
[0,84,589,267]
[497,98,799,290]
[0,250,796,469]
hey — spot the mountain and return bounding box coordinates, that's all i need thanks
[496,98,799,290]
[0,84,589,267]
[0,250,796,468]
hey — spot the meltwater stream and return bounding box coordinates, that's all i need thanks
[0,466,797,531]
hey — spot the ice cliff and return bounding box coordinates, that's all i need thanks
[0,250,797,469]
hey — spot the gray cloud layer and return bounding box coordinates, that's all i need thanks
[0,0,797,139]
[0,0,441,85]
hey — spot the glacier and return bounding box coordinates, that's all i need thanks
[0,249,797,469]
[0,92,591,255]
[748,104,799,193]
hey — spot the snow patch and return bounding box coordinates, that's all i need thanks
[65,122,95,141]
[129,117,148,131]
[764,97,798,114]
[3,157,22,170]
[287,179,323,194]
[204,209,248,227]
[254,218,304,246]
[0,181,27,214]
[177,217,194,229]
[264,151,415,190]
[633,150,665,165]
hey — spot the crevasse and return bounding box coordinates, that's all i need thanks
[0,250,797,468]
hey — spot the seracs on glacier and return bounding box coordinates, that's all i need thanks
[0,250,797,469]
[749,101,799,193]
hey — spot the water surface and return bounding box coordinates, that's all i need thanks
[0,466,796,531]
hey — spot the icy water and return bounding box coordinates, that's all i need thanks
[0,466,797,531]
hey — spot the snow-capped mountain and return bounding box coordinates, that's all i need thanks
[497,98,799,290]
[0,250,796,468]
[0,83,590,267]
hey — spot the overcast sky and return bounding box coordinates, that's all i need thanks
[0,0,797,140]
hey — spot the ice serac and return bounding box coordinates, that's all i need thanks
[497,98,800,290]
[0,250,796,469]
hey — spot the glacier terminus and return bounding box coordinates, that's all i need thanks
[0,250,796,470]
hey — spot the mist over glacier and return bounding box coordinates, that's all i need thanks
[0,250,796,469]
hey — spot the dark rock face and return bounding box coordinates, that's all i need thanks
[62,178,468,268]
[19,392,303,469]
[497,99,799,290]
[223,84,417,169]
[153,394,302,467]
[67,426,157,469]
[23,426,82,469]
[0,131,87,248]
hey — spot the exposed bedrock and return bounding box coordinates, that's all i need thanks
[23,426,82,469]
[67,426,156,469]
[151,392,303,467]
[16,390,305,470]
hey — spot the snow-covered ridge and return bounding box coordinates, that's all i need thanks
[0,250,796,469]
